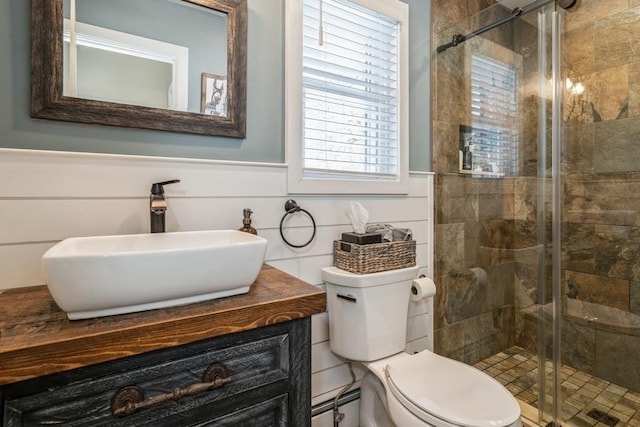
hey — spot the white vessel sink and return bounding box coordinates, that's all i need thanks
[42,230,268,320]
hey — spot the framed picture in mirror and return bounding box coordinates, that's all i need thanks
[201,73,228,117]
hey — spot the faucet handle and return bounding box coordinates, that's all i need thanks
[151,180,180,195]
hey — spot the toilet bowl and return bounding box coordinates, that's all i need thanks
[322,266,522,427]
[365,352,522,427]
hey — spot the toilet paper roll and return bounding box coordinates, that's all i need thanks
[410,277,436,301]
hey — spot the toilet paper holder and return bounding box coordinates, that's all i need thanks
[411,274,426,296]
[411,275,436,301]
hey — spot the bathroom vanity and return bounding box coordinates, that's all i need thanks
[0,265,325,426]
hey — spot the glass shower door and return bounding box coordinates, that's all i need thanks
[558,0,640,425]
[433,0,640,424]
[431,2,560,425]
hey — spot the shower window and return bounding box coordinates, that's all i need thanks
[465,53,518,177]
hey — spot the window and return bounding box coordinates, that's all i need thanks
[285,0,409,194]
[464,54,518,177]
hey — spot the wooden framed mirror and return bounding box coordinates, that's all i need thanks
[31,0,247,138]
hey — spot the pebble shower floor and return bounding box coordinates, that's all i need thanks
[475,346,640,427]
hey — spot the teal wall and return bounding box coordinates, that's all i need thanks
[0,0,430,170]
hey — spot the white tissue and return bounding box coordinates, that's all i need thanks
[348,202,369,234]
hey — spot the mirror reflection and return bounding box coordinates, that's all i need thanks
[62,0,228,116]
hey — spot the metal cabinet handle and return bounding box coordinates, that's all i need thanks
[111,363,230,417]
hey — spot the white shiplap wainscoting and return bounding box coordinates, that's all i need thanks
[0,148,434,426]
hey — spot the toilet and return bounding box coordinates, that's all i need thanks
[322,266,522,427]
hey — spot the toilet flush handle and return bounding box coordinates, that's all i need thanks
[336,293,357,303]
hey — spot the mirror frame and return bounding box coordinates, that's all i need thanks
[31,0,247,138]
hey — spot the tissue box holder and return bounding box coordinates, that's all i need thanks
[341,232,382,245]
[333,240,416,274]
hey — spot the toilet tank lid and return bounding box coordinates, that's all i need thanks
[322,266,419,287]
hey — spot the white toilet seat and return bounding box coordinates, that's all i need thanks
[367,351,521,427]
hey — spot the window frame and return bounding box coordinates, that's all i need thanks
[285,0,410,195]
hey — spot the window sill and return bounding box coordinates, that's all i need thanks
[287,172,410,195]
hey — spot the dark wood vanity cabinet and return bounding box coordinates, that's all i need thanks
[0,318,311,427]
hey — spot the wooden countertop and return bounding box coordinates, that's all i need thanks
[0,265,326,385]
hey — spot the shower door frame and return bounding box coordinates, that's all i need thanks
[536,6,564,425]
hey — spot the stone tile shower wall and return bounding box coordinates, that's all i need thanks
[433,0,640,393]
[432,0,527,364]
[559,0,640,392]
[517,0,640,394]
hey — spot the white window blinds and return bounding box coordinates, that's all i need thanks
[470,54,518,176]
[301,0,400,179]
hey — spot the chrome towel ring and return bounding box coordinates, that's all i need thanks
[279,199,316,248]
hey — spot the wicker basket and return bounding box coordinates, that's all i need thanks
[333,240,416,274]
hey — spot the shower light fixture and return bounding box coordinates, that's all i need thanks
[566,78,584,95]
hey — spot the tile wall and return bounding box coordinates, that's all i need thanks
[432,0,526,364]
[542,0,640,392]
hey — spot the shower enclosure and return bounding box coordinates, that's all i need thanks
[432,0,640,425]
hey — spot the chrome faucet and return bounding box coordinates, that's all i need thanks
[150,180,180,233]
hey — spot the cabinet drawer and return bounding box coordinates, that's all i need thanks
[4,333,289,426]
[185,394,288,427]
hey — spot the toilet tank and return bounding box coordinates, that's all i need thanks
[322,266,419,362]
